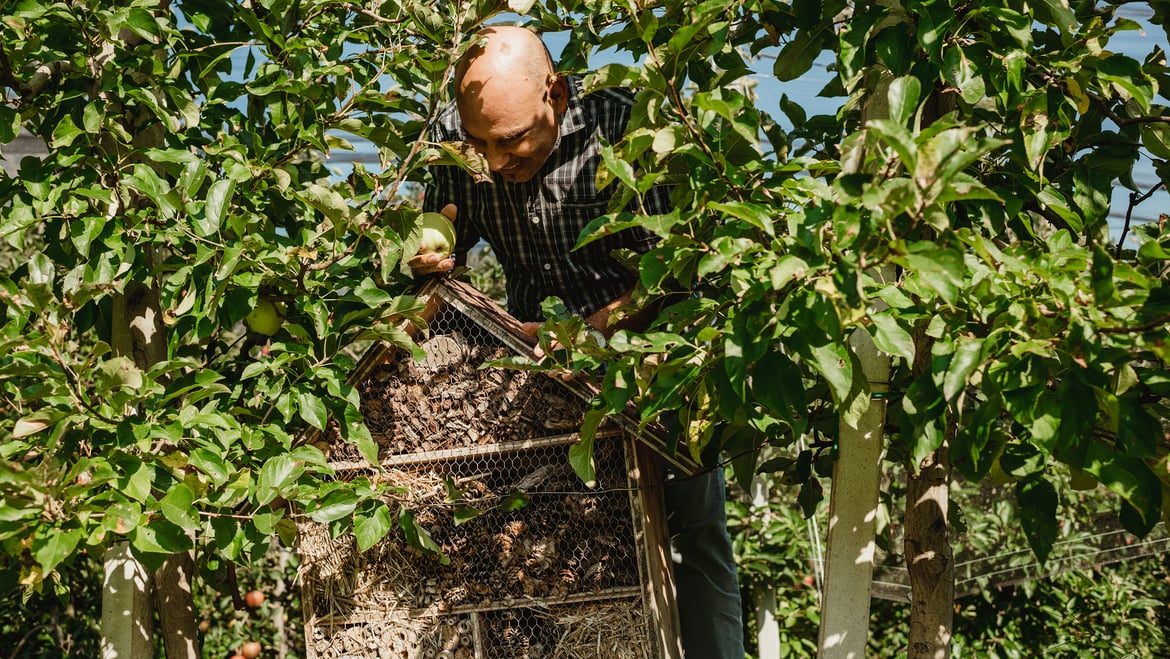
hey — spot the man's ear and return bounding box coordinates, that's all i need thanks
[548,75,569,114]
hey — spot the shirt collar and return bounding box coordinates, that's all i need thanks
[557,75,589,139]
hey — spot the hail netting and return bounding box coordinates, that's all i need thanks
[297,284,672,659]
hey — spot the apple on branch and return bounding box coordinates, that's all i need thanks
[245,297,285,337]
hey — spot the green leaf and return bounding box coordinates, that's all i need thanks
[1083,441,1162,531]
[253,509,285,535]
[500,491,530,512]
[709,201,775,236]
[95,356,144,394]
[774,26,829,82]
[769,254,808,290]
[1096,54,1154,110]
[986,6,1032,48]
[1035,0,1076,32]
[50,114,83,148]
[942,336,983,402]
[568,409,603,488]
[598,140,637,191]
[32,526,82,574]
[354,277,395,307]
[434,141,491,183]
[307,490,359,523]
[1140,122,1170,160]
[868,312,915,362]
[750,348,808,433]
[130,518,194,565]
[124,7,162,43]
[199,178,233,236]
[399,508,447,563]
[190,448,232,485]
[867,119,917,170]
[354,502,393,552]
[296,391,328,431]
[942,47,985,105]
[303,183,349,222]
[13,409,66,438]
[887,76,921,125]
[1091,243,1114,305]
[0,104,18,142]
[807,339,855,408]
[1016,478,1058,563]
[159,482,198,530]
[584,63,646,92]
[903,247,963,305]
[257,454,304,506]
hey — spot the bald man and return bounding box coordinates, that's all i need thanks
[414,26,745,658]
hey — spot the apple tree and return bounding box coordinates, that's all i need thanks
[0,0,477,654]
[543,0,1170,655]
[3,0,1170,657]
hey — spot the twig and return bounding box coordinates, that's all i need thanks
[1098,312,1170,335]
[1115,182,1163,257]
[9,624,49,659]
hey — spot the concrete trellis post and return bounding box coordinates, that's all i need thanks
[100,542,154,659]
[817,312,892,657]
[752,477,781,659]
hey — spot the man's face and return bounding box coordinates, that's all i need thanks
[458,76,566,183]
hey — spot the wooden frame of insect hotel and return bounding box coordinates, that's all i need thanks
[297,277,697,659]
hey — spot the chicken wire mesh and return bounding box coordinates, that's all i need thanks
[298,281,676,659]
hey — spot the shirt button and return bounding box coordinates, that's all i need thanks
[530,215,540,224]
[543,263,551,270]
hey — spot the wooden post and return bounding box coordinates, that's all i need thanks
[101,542,154,659]
[817,326,891,657]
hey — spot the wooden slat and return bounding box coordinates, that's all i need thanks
[432,278,702,475]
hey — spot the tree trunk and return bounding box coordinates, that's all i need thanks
[155,551,199,659]
[904,439,953,659]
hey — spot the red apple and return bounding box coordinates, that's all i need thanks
[244,589,265,608]
[241,641,262,659]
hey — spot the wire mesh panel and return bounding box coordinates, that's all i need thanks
[298,282,680,659]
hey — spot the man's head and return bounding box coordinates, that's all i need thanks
[454,26,568,183]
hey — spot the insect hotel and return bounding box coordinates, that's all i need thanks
[297,278,697,659]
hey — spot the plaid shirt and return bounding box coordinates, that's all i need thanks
[424,76,668,322]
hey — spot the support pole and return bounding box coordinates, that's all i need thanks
[101,542,154,659]
[817,325,891,658]
[751,477,780,659]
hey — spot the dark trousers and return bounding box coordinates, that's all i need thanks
[663,463,745,658]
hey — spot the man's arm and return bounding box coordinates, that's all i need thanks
[584,284,659,337]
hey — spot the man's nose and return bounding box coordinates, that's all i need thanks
[485,144,510,171]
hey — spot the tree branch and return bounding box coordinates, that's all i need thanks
[1090,90,1170,127]
[1115,182,1163,257]
[1098,312,1170,335]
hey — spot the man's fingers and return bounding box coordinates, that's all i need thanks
[407,252,454,276]
[441,203,458,223]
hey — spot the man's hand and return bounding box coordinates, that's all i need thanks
[521,321,609,382]
[407,204,458,276]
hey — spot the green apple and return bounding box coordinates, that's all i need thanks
[418,211,456,258]
[245,297,284,337]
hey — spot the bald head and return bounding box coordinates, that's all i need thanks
[452,27,568,183]
[455,26,554,98]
